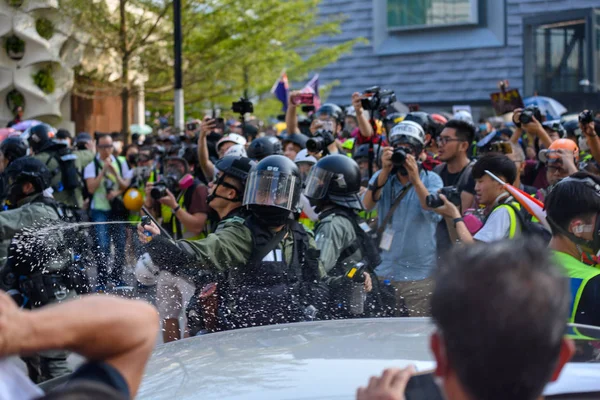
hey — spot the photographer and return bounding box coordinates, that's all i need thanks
[198,116,246,181]
[350,92,376,143]
[578,110,600,166]
[432,119,476,253]
[363,121,442,316]
[144,156,209,241]
[432,153,522,244]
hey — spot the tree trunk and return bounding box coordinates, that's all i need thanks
[120,0,130,146]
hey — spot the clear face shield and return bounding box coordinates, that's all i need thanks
[243,170,300,211]
[302,166,335,200]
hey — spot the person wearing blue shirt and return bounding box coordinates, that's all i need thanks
[363,120,443,317]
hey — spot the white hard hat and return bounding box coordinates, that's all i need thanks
[345,105,369,119]
[134,253,158,286]
[389,120,425,146]
[224,144,247,158]
[294,148,317,165]
[453,110,474,124]
[217,133,247,150]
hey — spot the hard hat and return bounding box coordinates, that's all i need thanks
[453,110,474,124]
[123,188,144,211]
[389,120,426,147]
[224,144,247,158]
[294,148,317,165]
[539,138,580,164]
[217,133,246,150]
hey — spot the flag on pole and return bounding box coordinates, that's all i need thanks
[302,74,321,109]
[271,70,289,111]
[485,170,551,230]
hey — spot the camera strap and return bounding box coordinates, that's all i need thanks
[376,182,413,238]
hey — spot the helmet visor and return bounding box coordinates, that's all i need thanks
[302,166,335,200]
[243,170,299,211]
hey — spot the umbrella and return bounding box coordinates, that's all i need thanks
[523,96,567,121]
[130,124,153,135]
[0,128,15,142]
[11,119,42,132]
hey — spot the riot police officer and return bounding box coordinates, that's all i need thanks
[247,136,283,161]
[304,154,381,318]
[29,124,95,208]
[0,136,28,206]
[138,155,328,331]
[0,157,83,383]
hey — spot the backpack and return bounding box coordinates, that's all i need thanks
[433,161,475,192]
[498,202,551,244]
[45,147,81,192]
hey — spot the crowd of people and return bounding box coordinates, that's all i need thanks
[0,86,600,398]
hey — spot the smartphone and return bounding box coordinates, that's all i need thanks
[404,372,444,400]
[298,93,314,105]
[214,117,225,131]
[186,122,199,131]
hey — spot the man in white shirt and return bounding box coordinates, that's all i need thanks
[84,134,132,291]
[432,153,521,244]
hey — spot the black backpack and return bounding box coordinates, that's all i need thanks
[497,202,551,244]
[46,147,81,192]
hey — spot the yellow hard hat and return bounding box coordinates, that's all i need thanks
[123,188,144,211]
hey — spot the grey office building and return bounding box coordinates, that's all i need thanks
[316,0,600,118]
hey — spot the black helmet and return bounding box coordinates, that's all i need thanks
[562,120,581,139]
[215,156,256,184]
[27,124,53,153]
[181,145,199,167]
[404,112,439,138]
[304,154,363,210]
[0,137,28,164]
[283,133,309,149]
[353,143,383,166]
[315,103,344,124]
[243,155,301,225]
[247,136,283,160]
[5,156,51,193]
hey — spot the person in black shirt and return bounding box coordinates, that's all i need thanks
[432,120,476,253]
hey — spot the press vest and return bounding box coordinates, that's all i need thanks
[489,200,521,239]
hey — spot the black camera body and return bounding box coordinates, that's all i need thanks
[232,98,254,115]
[579,110,594,125]
[360,86,397,113]
[519,106,542,125]
[391,148,407,167]
[426,186,461,209]
[306,129,335,153]
[150,176,178,200]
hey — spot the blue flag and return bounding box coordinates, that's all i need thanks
[271,71,289,111]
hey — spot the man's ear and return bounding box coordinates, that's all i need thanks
[550,338,575,382]
[22,182,35,195]
[431,332,448,377]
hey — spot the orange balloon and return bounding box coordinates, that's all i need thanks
[123,188,144,211]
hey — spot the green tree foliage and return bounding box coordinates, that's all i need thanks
[35,18,55,40]
[32,65,56,94]
[59,0,362,129]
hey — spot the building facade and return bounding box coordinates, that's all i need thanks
[316,0,600,118]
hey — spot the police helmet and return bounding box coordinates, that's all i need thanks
[0,137,28,163]
[353,143,383,167]
[27,124,54,153]
[243,155,301,213]
[562,119,581,139]
[543,120,566,138]
[304,154,363,210]
[247,136,283,161]
[215,156,256,184]
[315,103,344,124]
[5,156,51,193]
[283,133,309,149]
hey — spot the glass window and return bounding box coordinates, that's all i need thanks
[387,0,478,30]
[532,20,587,93]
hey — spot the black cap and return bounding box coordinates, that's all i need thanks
[76,132,92,143]
[56,129,72,140]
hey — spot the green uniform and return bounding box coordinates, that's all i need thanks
[148,216,326,278]
[315,213,362,275]
[0,193,75,383]
[34,149,95,208]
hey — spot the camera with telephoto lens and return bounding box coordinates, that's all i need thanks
[150,176,178,200]
[579,110,594,125]
[306,129,335,153]
[360,86,397,113]
[519,106,542,125]
[231,97,254,115]
[426,186,461,209]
